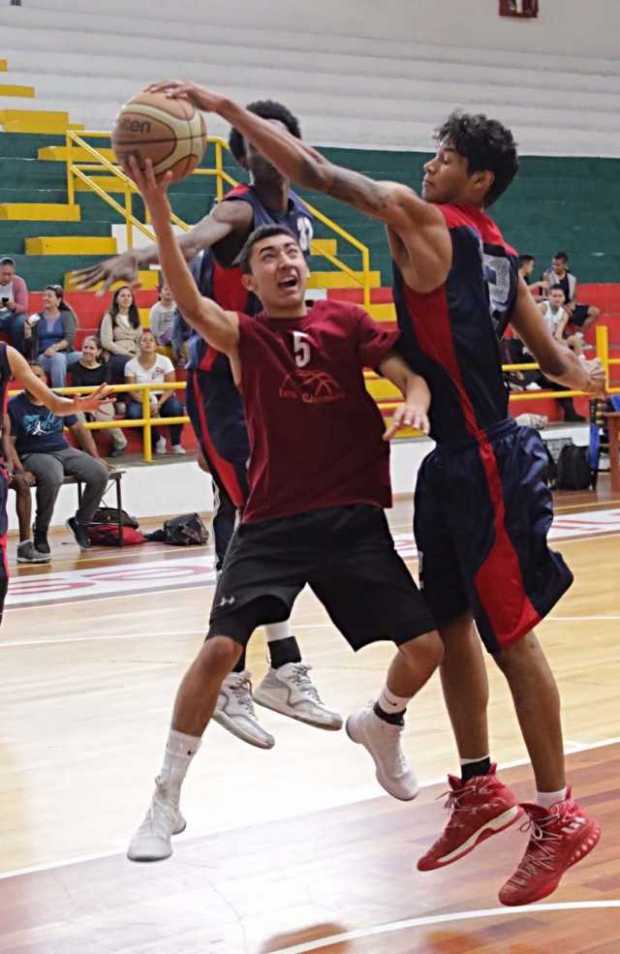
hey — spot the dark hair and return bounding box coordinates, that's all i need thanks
[553,251,569,262]
[0,256,15,267]
[435,110,518,206]
[549,284,566,294]
[518,254,534,267]
[238,224,299,273]
[44,283,72,313]
[109,284,140,329]
[228,100,302,166]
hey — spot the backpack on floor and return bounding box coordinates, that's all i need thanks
[163,513,209,546]
[556,444,593,490]
[88,524,146,546]
[91,505,140,529]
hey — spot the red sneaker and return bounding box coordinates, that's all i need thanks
[417,765,523,871]
[499,791,601,906]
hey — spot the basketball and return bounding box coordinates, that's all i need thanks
[111,91,208,183]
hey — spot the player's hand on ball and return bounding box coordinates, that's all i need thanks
[582,358,606,397]
[145,80,224,113]
[384,402,430,441]
[124,156,173,219]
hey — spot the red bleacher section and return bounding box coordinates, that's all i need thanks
[13,282,620,457]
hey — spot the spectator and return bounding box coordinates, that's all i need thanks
[518,253,548,301]
[99,285,141,381]
[149,280,176,350]
[543,251,600,330]
[125,329,186,455]
[0,256,29,353]
[7,362,109,555]
[538,284,570,342]
[70,335,128,458]
[2,416,48,564]
[24,284,81,387]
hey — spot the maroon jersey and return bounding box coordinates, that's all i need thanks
[237,301,398,523]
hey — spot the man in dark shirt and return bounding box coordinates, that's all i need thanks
[8,363,109,555]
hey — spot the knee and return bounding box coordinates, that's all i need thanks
[494,630,540,674]
[399,628,444,674]
[197,636,241,677]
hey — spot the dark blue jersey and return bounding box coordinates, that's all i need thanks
[0,343,12,537]
[184,184,314,464]
[394,203,519,445]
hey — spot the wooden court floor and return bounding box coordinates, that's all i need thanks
[1,487,619,953]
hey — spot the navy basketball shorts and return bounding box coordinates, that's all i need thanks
[207,504,436,650]
[414,418,573,654]
[185,371,249,510]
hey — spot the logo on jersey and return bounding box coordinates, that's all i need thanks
[279,369,345,405]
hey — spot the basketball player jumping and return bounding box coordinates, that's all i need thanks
[74,101,342,749]
[125,154,445,863]
[151,81,605,905]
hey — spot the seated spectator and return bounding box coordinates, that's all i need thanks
[125,329,186,456]
[7,362,109,555]
[99,285,141,382]
[70,335,128,459]
[149,280,177,353]
[518,253,548,301]
[25,285,81,388]
[2,417,48,564]
[0,256,29,354]
[543,251,600,330]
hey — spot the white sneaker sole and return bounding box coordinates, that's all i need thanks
[127,817,186,863]
[428,805,524,869]
[212,709,275,749]
[253,690,343,731]
[346,715,419,801]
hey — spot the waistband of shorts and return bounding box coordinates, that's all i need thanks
[435,417,517,453]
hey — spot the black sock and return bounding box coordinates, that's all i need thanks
[461,757,492,784]
[373,701,405,727]
[232,648,247,674]
[268,636,302,669]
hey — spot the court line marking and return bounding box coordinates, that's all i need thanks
[271,901,620,954]
[1,735,618,884]
[3,613,620,649]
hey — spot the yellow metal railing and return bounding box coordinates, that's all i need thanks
[64,130,372,308]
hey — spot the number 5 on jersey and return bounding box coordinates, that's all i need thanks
[292,332,312,368]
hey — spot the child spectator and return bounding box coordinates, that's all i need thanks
[99,285,141,382]
[24,284,81,387]
[149,280,177,353]
[0,256,29,353]
[125,329,185,455]
[543,251,600,330]
[70,335,128,458]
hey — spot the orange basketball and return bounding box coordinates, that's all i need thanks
[111,91,208,183]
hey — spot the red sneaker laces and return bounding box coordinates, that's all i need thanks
[436,776,497,827]
[508,808,569,887]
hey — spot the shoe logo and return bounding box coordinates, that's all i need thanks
[562,817,586,834]
[219,595,236,607]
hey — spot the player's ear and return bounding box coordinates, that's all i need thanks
[473,169,494,198]
[241,271,257,293]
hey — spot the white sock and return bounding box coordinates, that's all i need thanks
[377,685,411,715]
[265,620,291,642]
[536,787,568,809]
[158,729,201,792]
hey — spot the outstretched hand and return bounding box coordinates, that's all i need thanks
[383,402,430,441]
[74,384,115,413]
[582,358,606,398]
[145,80,226,113]
[71,253,141,294]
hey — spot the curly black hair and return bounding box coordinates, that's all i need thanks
[228,100,302,165]
[436,111,518,206]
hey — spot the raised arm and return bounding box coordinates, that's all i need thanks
[511,278,604,395]
[6,347,111,415]
[72,197,253,292]
[147,81,452,292]
[124,157,239,356]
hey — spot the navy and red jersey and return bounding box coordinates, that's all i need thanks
[394,203,519,445]
[185,184,314,465]
[0,342,12,538]
[236,300,398,524]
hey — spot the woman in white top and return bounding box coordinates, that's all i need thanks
[125,329,186,455]
[99,285,142,382]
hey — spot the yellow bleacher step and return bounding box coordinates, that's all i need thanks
[365,377,400,401]
[75,176,127,193]
[0,60,7,72]
[307,270,381,290]
[0,84,35,98]
[25,236,117,256]
[38,145,116,163]
[0,202,81,221]
[310,238,337,257]
[368,302,396,323]
[65,269,159,291]
[0,109,83,134]
[139,307,151,327]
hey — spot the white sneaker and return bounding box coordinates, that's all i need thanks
[127,777,186,862]
[212,670,275,749]
[155,437,167,455]
[525,382,542,391]
[172,444,187,455]
[346,705,418,801]
[253,662,343,730]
